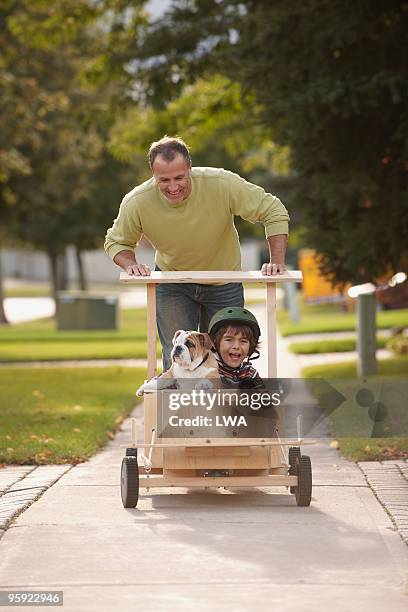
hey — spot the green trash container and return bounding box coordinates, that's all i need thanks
[56,292,118,330]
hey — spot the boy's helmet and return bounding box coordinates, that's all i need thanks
[208,307,261,343]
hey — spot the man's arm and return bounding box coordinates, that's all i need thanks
[262,234,288,276]
[223,170,289,275]
[113,250,151,276]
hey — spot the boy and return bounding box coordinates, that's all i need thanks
[208,307,264,388]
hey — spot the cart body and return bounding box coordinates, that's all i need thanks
[119,271,313,507]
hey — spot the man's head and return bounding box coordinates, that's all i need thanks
[149,136,192,204]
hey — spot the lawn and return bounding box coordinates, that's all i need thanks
[302,357,408,461]
[0,366,146,465]
[5,285,52,298]
[278,300,408,336]
[4,280,124,298]
[0,309,158,362]
[289,336,388,354]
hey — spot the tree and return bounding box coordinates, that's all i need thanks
[0,1,138,301]
[113,0,408,285]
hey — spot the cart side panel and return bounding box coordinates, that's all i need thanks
[143,393,163,468]
[269,445,287,470]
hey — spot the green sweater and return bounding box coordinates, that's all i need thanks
[104,167,289,272]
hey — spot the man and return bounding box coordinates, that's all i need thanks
[105,136,289,369]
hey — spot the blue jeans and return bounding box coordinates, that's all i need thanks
[156,273,244,370]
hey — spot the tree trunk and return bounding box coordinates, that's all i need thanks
[48,250,59,304]
[75,246,87,291]
[58,251,68,291]
[0,253,10,325]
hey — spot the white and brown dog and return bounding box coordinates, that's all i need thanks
[136,330,220,395]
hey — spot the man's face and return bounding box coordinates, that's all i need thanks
[152,153,192,204]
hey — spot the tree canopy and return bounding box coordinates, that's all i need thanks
[121,0,408,285]
[1,0,407,299]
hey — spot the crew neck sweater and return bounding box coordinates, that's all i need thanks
[104,167,289,272]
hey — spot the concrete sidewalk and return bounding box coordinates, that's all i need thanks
[0,407,407,611]
[0,305,407,611]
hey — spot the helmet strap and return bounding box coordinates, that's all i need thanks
[248,349,260,362]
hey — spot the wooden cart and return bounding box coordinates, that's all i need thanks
[119,270,313,507]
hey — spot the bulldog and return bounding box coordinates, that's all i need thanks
[136,330,220,395]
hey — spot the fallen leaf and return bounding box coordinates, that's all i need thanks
[34,453,47,463]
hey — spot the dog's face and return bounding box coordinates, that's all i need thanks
[170,330,214,370]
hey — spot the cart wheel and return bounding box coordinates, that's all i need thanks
[294,455,312,507]
[121,457,139,508]
[288,446,301,494]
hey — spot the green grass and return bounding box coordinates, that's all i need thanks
[0,309,157,362]
[5,285,52,298]
[302,357,408,461]
[278,301,408,336]
[302,356,408,378]
[4,280,126,298]
[289,336,387,354]
[0,367,145,465]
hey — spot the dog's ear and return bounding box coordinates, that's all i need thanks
[197,333,214,351]
[172,330,184,344]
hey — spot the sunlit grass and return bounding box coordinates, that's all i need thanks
[0,367,145,464]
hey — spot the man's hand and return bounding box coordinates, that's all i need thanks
[113,249,151,276]
[125,262,151,277]
[261,261,287,276]
[262,234,288,275]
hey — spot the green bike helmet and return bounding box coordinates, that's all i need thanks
[208,306,261,343]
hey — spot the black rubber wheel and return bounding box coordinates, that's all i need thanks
[121,457,139,508]
[294,455,312,507]
[288,447,301,494]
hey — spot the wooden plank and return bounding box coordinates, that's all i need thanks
[163,446,270,469]
[139,475,298,488]
[121,439,315,448]
[146,284,157,379]
[120,270,303,284]
[269,444,286,469]
[267,283,277,378]
[185,446,251,457]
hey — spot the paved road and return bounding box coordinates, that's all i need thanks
[3,288,268,324]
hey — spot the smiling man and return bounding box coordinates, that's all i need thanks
[104,136,289,369]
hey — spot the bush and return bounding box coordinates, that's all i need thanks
[386,328,408,355]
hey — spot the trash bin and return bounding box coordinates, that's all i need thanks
[56,292,118,330]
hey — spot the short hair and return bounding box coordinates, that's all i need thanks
[148,136,191,169]
[210,324,260,358]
